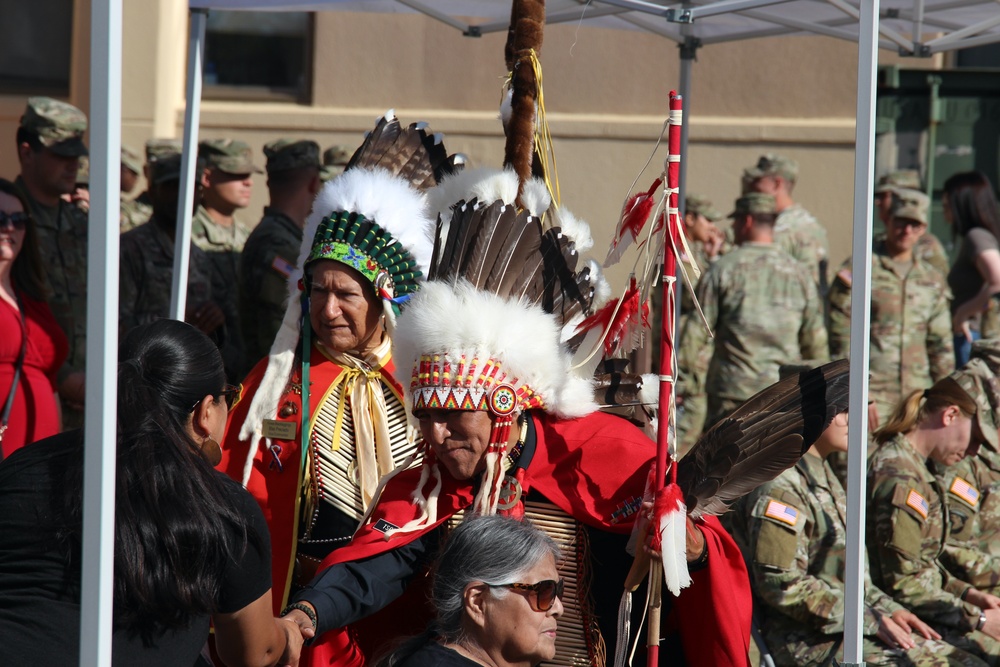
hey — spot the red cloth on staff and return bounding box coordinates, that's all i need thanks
[298,411,752,667]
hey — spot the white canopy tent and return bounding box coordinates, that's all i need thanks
[79,1,1000,665]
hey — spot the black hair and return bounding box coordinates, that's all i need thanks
[61,319,262,644]
[15,127,44,153]
[0,178,47,300]
[944,171,1000,240]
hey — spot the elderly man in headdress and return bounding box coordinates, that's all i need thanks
[218,113,460,620]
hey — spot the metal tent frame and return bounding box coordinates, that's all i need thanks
[81,1,1000,664]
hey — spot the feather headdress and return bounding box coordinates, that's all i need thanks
[236,111,461,486]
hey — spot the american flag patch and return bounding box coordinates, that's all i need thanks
[764,499,800,526]
[906,489,929,520]
[949,477,980,507]
[271,256,294,278]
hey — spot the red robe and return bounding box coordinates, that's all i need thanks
[299,411,752,666]
[217,343,402,614]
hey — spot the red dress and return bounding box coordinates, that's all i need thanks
[0,291,68,458]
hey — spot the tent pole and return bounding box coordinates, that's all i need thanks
[80,0,122,664]
[843,0,880,663]
[676,35,697,343]
[171,8,208,321]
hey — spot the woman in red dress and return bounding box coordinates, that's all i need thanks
[0,179,67,458]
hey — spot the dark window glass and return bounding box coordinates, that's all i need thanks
[0,0,73,96]
[204,11,312,102]
[956,44,1000,68]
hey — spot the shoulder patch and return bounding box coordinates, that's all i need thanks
[949,476,981,508]
[836,268,852,287]
[764,499,801,526]
[905,488,929,520]
[270,256,295,278]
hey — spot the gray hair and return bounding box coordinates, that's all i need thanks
[432,515,561,641]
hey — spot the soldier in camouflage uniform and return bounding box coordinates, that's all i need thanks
[120,153,222,338]
[731,365,985,667]
[320,144,351,183]
[874,171,951,278]
[868,366,1000,664]
[828,189,955,429]
[677,193,828,429]
[744,153,830,295]
[118,144,147,231]
[676,193,725,456]
[194,138,258,381]
[120,139,180,233]
[13,97,89,429]
[239,138,321,372]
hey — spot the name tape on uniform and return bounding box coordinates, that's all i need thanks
[764,499,800,526]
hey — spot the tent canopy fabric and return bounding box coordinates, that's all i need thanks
[189,0,1000,54]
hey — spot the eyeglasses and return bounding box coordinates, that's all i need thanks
[0,211,29,231]
[490,579,564,612]
[189,383,242,412]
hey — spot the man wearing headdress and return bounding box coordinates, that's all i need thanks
[278,171,757,667]
[218,114,455,620]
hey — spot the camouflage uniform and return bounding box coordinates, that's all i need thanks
[733,454,985,666]
[677,195,828,428]
[873,170,950,278]
[14,97,90,429]
[119,220,215,335]
[195,139,260,381]
[868,434,1000,664]
[120,139,181,233]
[320,144,351,183]
[239,139,319,369]
[827,242,954,424]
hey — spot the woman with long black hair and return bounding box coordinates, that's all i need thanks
[0,319,301,666]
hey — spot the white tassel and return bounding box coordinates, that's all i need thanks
[659,494,692,596]
[613,590,633,667]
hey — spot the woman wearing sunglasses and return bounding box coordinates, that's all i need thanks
[0,178,67,458]
[376,515,563,667]
[0,319,301,665]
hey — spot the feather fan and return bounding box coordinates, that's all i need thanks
[676,358,850,519]
[346,111,461,191]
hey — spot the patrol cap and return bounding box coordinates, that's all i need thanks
[121,145,143,175]
[728,192,777,218]
[145,138,182,162]
[320,144,352,182]
[948,358,999,450]
[199,138,262,175]
[264,139,320,174]
[75,156,89,186]
[875,169,922,195]
[19,97,88,157]
[742,153,798,184]
[685,193,723,222]
[890,188,930,226]
[149,153,183,185]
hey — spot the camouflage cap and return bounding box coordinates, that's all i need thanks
[874,169,922,195]
[145,138,182,162]
[742,153,798,184]
[728,192,777,218]
[149,153,183,185]
[121,145,143,174]
[949,358,1000,450]
[891,188,930,226]
[75,156,89,186]
[971,338,1000,376]
[199,138,262,175]
[19,97,88,157]
[320,144,353,183]
[685,193,723,222]
[264,138,321,174]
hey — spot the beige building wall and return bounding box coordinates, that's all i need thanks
[0,0,939,292]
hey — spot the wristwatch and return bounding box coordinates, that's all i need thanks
[977,611,987,631]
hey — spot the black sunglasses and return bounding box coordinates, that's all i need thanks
[190,383,242,412]
[490,579,564,612]
[0,211,29,231]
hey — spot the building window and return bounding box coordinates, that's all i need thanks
[203,11,312,102]
[0,0,73,96]
[956,44,1000,68]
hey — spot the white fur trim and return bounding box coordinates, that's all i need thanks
[588,260,612,309]
[551,207,594,253]
[520,178,552,218]
[426,167,520,223]
[394,280,597,419]
[639,374,659,405]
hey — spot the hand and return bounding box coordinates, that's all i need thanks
[705,228,724,258]
[187,302,225,335]
[277,615,309,667]
[953,314,973,340]
[868,402,880,432]
[72,187,90,212]
[890,609,940,641]
[876,613,915,650]
[59,371,86,410]
[965,589,1000,610]
[685,516,706,563]
[283,607,317,643]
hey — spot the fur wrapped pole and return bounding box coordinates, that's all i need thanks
[502,0,545,204]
